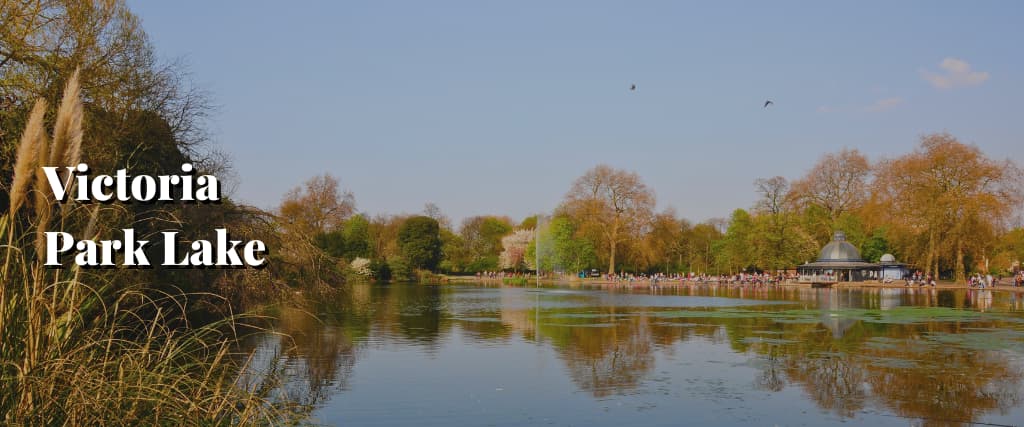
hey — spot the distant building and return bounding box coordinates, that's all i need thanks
[878,253,910,281]
[797,231,910,282]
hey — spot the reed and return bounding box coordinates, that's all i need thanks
[1,72,289,424]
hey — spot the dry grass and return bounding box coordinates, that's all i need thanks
[1,71,291,424]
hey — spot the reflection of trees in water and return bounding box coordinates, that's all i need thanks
[753,348,786,392]
[733,318,1024,425]
[784,353,867,417]
[241,284,457,411]
[539,311,656,397]
[456,311,514,342]
[266,307,362,409]
[242,284,1024,424]
[563,289,1024,423]
[375,285,451,352]
[863,343,1022,426]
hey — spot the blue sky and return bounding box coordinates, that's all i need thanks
[129,1,1023,224]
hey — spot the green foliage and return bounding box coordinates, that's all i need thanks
[528,216,597,273]
[388,257,414,281]
[749,213,817,271]
[440,227,466,273]
[834,213,868,249]
[398,216,443,271]
[688,222,723,274]
[313,215,372,261]
[502,277,530,286]
[797,204,834,245]
[314,230,347,258]
[861,228,892,263]
[467,255,500,272]
[342,214,372,258]
[450,216,513,272]
[519,215,538,230]
[370,258,392,281]
[718,209,754,272]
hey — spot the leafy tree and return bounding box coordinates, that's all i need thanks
[718,209,754,273]
[750,177,818,271]
[398,216,443,271]
[370,258,392,281]
[314,230,347,258]
[860,229,891,263]
[439,227,465,273]
[312,214,371,261]
[991,228,1024,274]
[519,215,538,230]
[458,215,513,272]
[528,216,596,273]
[641,209,689,273]
[689,221,724,274]
[342,214,371,258]
[368,214,407,260]
[874,133,1023,281]
[562,165,655,274]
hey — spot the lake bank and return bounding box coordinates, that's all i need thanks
[440,274,1024,292]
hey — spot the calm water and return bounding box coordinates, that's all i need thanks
[246,284,1024,426]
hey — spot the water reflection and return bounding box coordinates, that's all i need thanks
[248,284,1024,426]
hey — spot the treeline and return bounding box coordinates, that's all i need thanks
[273,174,525,284]
[291,136,1023,283]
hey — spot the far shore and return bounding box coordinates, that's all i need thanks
[439,275,1024,292]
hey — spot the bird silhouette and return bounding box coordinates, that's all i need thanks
[630,84,637,91]
[763,100,774,108]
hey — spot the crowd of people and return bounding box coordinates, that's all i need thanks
[476,271,534,279]
[905,271,937,287]
[473,269,1024,288]
[594,271,799,288]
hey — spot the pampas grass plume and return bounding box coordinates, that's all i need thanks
[9,99,47,216]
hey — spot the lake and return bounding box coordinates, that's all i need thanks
[245,283,1024,426]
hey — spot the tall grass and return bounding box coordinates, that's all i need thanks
[1,72,287,424]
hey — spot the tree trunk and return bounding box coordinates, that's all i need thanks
[955,239,965,283]
[608,221,619,275]
[925,228,935,280]
[608,238,617,275]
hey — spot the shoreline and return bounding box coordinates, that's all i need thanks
[441,275,1024,292]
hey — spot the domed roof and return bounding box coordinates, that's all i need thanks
[817,231,863,262]
[880,253,896,263]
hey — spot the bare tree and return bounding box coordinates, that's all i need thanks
[279,174,355,235]
[754,176,790,217]
[790,148,871,223]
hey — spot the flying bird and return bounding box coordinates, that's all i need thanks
[763,100,774,108]
[630,84,637,91]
